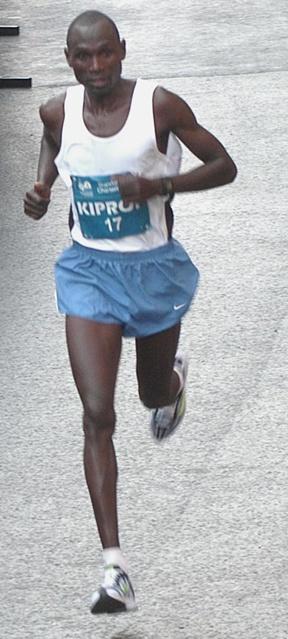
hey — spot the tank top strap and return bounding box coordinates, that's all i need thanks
[63,85,85,138]
[132,78,158,105]
[126,78,158,141]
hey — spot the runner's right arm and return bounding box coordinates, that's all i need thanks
[24,93,65,220]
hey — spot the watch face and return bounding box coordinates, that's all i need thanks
[161,177,174,196]
[165,178,174,195]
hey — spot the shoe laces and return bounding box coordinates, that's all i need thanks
[103,565,120,588]
[103,565,133,597]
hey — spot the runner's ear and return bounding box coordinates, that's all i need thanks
[64,47,72,67]
[120,39,126,60]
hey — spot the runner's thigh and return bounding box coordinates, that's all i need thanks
[65,316,122,412]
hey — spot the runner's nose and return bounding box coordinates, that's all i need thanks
[90,55,103,72]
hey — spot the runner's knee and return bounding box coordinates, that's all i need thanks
[83,399,116,437]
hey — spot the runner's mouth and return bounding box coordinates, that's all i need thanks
[88,77,108,86]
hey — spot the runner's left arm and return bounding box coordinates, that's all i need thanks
[158,88,237,193]
[116,88,237,204]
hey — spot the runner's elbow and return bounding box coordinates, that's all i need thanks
[225,157,238,183]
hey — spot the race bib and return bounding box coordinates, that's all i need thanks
[71,174,151,240]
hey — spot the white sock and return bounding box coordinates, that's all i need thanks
[103,547,128,573]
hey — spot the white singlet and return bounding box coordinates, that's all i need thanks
[55,79,182,251]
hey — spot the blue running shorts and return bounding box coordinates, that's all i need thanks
[54,239,199,338]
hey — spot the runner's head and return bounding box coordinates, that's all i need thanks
[65,11,126,96]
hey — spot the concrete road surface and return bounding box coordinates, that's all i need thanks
[1,1,288,638]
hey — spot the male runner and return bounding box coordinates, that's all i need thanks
[24,10,237,615]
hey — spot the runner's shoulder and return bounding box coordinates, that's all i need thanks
[154,86,186,110]
[153,85,197,129]
[39,91,66,132]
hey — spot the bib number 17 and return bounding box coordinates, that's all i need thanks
[104,216,122,233]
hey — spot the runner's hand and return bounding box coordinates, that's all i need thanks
[24,182,51,220]
[114,174,161,205]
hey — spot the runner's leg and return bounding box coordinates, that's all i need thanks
[65,316,122,548]
[136,323,189,440]
[135,323,181,408]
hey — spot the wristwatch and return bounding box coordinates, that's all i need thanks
[160,177,174,200]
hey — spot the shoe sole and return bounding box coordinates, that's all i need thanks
[91,601,138,615]
[91,588,137,615]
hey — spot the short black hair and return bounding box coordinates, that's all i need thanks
[66,10,120,48]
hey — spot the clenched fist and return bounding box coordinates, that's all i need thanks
[24,182,51,220]
[114,174,161,205]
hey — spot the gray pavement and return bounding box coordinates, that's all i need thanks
[1,2,288,638]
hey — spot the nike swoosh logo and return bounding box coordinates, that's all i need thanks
[173,303,186,310]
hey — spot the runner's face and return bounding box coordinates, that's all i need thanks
[65,21,126,96]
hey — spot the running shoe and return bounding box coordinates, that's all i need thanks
[150,354,188,441]
[91,564,137,614]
